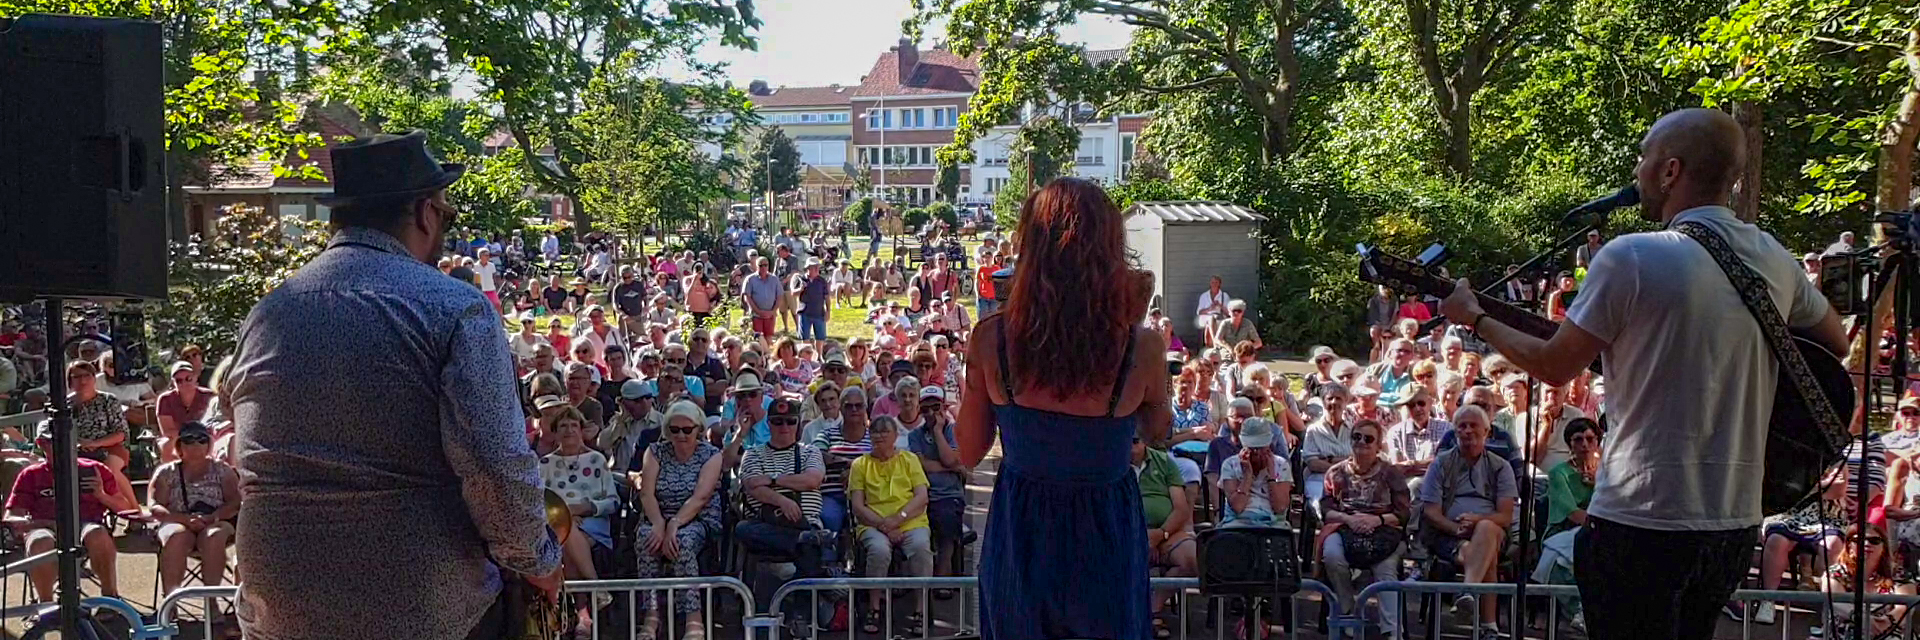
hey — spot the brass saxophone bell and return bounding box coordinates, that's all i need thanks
[543,489,571,545]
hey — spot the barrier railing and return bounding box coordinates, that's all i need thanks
[153,578,768,640]
[766,576,1339,640]
[1345,581,1920,640]
[0,550,60,620]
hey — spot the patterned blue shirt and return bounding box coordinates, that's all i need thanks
[227,227,561,640]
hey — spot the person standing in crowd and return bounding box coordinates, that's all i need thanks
[1366,286,1397,362]
[794,259,831,346]
[960,178,1170,640]
[473,248,501,311]
[743,258,781,340]
[1196,276,1230,349]
[610,266,648,338]
[226,131,560,640]
[976,247,1002,319]
[1574,230,1605,270]
[1441,109,1847,640]
[540,231,560,266]
[1826,230,1855,256]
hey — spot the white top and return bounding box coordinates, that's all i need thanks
[1196,289,1230,317]
[508,333,548,366]
[1567,206,1830,531]
[473,261,498,292]
[541,235,560,257]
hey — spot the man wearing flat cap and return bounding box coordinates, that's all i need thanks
[225,131,561,640]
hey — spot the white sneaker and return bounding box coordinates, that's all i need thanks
[1753,600,1777,625]
[1476,622,1506,639]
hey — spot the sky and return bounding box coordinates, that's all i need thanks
[686,1,1136,87]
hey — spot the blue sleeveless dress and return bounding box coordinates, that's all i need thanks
[979,325,1148,640]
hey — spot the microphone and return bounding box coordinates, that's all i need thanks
[1559,185,1640,223]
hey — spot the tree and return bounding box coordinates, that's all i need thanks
[910,0,1349,167]
[571,52,750,245]
[936,161,962,202]
[149,204,326,357]
[354,0,761,235]
[1349,0,1563,176]
[746,126,803,202]
[989,116,1081,227]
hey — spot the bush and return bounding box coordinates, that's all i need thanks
[902,206,929,230]
[844,198,875,230]
[924,201,959,228]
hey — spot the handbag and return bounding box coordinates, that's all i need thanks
[1338,522,1404,568]
[1197,526,1301,598]
[755,446,813,530]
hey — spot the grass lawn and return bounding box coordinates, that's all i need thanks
[510,236,988,345]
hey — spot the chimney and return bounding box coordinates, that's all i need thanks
[747,79,770,96]
[896,37,918,83]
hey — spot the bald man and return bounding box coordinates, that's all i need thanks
[1440,108,1848,640]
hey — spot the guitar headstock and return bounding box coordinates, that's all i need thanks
[1357,244,1453,298]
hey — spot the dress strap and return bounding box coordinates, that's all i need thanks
[1107,330,1138,418]
[993,315,1017,404]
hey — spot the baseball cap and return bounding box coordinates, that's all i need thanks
[518,312,536,324]
[169,361,195,375]
[824,351,849,367]
[768,394,802,420]
[1240,418,1278,449]
[1901,395,1920,412]
[621,379,654,400]
[888,360,916,377]
[919,385,945,403]
[806,258,822,268]
[1309,346,1336,362]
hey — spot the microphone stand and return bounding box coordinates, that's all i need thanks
[1482,220,1605,297]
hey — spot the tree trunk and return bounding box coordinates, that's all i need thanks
[1876,23,1920,213]
[1444,95,1473,178]
[1732,100,1764,223]
[569,194,591,238]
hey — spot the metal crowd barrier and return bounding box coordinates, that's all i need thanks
[154,578,767,640]
[766,576,1339,640]
[1346,581,1920,640]
[0,550,59,619]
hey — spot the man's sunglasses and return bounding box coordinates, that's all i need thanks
[825,366,849,374]
[667,357,687,364]
[668,426,699,435]
[662,376,684,384]
[1350,433,1376,445]
[736,390,761,398]
[1903,408,1919,418]
[843,401,866,410]
[429,199,459,230]
[769,418,801,427]
[178,435,211,446]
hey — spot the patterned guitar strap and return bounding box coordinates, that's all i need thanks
[1671,222,1848,456]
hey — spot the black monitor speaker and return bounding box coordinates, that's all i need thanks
[0,15,166,302]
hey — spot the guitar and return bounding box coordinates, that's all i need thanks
[1358,245,1854,515]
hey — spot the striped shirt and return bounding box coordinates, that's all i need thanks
[814,423,874,494]
[1846,431,1887,492]
[740,442,825,526]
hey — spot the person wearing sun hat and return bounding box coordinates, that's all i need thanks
[720,369,774,464]
[1304,345,1339,399]
[225,130,562,639]
[508,311,548,372]
[1219,417,1294,527]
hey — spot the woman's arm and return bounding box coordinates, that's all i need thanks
[210,465,243,522]
[850,488,886,527]
[1137,330,1172,444]
[1222,472,1251,514]
[1547,467,1587,526]
[146,469,188,524]
[902,484,930,521]
[958,331,999,467]
[672,454,724,528]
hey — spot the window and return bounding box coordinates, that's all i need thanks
[1120,134,1137,178]
[986,177,1010,194]
[825,112,849,123]
[1076,137,1106,166]
[798,141,846,167]
[932,106,959,128]
[866,111,883,130]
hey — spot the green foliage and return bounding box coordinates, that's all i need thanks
[936,162,962,203]
[902,206,930,230]
[845,198,876,230]
[924,201,960,228]
[571,52,751,239]
[746,127,804,196]
[1106,177,1187,211]
[149,204,327,357]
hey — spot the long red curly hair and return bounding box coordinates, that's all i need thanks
[1002,178,1146,401]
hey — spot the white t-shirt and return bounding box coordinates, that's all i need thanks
[1196,290,1230,318]
[1219,452,1294,524]
[508,333,548,366]
[473,261,499,292]
[1567,206,1830,531]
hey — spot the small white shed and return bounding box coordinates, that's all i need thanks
[1124,201,1268,341]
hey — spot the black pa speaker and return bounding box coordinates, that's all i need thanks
[0,15,166,302]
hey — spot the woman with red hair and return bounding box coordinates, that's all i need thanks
[960,178,1172,640]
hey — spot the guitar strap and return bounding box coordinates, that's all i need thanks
[1671,221,1848,453]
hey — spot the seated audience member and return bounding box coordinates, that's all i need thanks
[7,434,137,602]
[1135,430,1197,638]
[1440,386,1525,484]
[539,407,617,635]
[1168,366,1214,489]
[816,386,875,534]
[1753,455,1880,624]
[1219,418,1294,527]
[907,386,968,578]
[1385,384,1449,484]
[564,361,606,432]
[733,395,833,600]
[1528,383,1588,471]
[600,380,661,479]
[635,401,725,640]
[1885,396,1920,461]
[1318,419,1409,636]
[1204,397,1264,483]
[1419,405,1517,638]
[1821,524,1913,639]
[68,361,132,479]
[801,381,844,448]
[148,421,240,596]
[1302,384,1357,508]
[1533,417,1600,631]
[1365,339,1418,408]
[848,415,934,633]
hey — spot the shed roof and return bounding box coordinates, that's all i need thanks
[1125,201,1267,224]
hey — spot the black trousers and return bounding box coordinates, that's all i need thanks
[1575,517,1756,640]
[463,590,508,640]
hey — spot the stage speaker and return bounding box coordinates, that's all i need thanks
[0,15,166,302]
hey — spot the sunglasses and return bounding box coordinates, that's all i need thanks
[736,390,761,398]
[1903,409,1920,417]
[178,435,211,446]
[1408,400,1430,408]
[1350,433,1376,445]
[693,337,709,343]
[668,425,698,435]
[825,366,849,374]
[1869,537,1887,546]
[428,199,459,230]
[667,357,686,364]
[769,418,801,427]
[843,401,866,410]
[662,376,684,384]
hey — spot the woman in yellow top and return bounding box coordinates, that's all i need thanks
[848,415,933,634]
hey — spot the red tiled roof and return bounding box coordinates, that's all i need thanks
[854,47,981,98]
[191,108,358,191]
[749,85,855,108]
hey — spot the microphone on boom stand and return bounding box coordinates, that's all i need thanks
[1558,185,1639,225]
